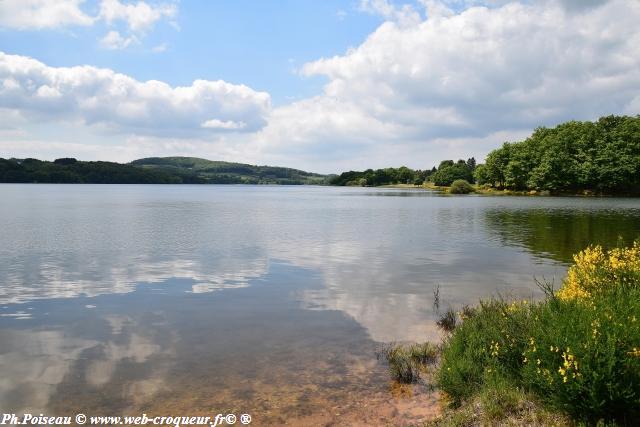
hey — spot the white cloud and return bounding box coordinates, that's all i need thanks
[259,0,640,170]
[422,0,609,12]
[99,0,177,33]
[201,119,247,130]
[0,0,94,30]
[0,0,178,52]
[0,0,178,33]
[97,1,179,50]
[358,0,421,26]
[99,30,139,50]
[2,0,640,173]
[0,51,271,137]
[151,43,168,53]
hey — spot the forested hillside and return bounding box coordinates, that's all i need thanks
[132,157,330,185]
[0,157,329,185]
[0,158,181,184]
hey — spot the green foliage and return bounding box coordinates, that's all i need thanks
[0,157,329,185]
[437,300,525,405]
[484,142,513,188]
[473,164,489,185]
[132,156,329,185]
[0,158,181,184]
[430,159,475,186]
[437,283,640,423]
[523,291,640,421]
[477,115,640,194]
[449,179,474,194]
[329,166,431,186]
[428,375,571,426]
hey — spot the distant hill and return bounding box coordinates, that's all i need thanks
[0,157,330,185]
[131,157,330,185]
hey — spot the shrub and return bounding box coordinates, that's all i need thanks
[557,242,640,301]
[521,289,640,421]
[449,179,474,194]
[437,242,640,423]
[437,299,532,405]
[379,342,438,383]
[436,308,458,332]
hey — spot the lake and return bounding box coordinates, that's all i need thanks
[1,185,639,424]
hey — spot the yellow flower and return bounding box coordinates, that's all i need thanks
[557,242,640,302]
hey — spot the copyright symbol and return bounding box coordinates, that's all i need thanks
[225,414,237,424]
[76,414,87,424]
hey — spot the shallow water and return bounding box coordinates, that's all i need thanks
[1,185,639,424]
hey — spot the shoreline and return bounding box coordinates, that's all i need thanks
[371,183,631,197]
[0,181,636,197]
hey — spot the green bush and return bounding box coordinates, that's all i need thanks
[437,300,532,404]
[430,160,475,186]
[449,179,474,194]
[437,289,640,423]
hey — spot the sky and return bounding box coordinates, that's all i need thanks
[0,0,639,174]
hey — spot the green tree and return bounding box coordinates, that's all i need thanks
[473,164,489,185]
[430,159,474,186]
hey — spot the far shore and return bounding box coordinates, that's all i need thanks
[375,182,621,196]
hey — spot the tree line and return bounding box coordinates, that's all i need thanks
[474,115,640,194]
[0,158,183,184]
[0,157,331,185]
[331,115,640,194]
[2,115,638,192]
[329,159,477,187]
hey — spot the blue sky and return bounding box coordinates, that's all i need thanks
[0,0,639,173]
[0,1,383,104]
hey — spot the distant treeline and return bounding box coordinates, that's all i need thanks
[0,158,182,184]
[331,115,640,195]
[0,156,330,185]
[132,157,329,185]
[329,166,434,186]
[329,159,477,187]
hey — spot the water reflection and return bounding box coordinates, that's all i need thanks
[1,185,640,421]
[2,264,435,424]
[0,256,268,304]
[483,205,640,263]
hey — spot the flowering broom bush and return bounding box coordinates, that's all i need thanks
[557,241,640,301]
[437,242,640,423]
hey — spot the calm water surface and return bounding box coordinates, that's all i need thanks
[1,185,639,424]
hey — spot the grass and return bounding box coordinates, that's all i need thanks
[428,378,571,426]
[377,342,439,383]
[436,308,458,333]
